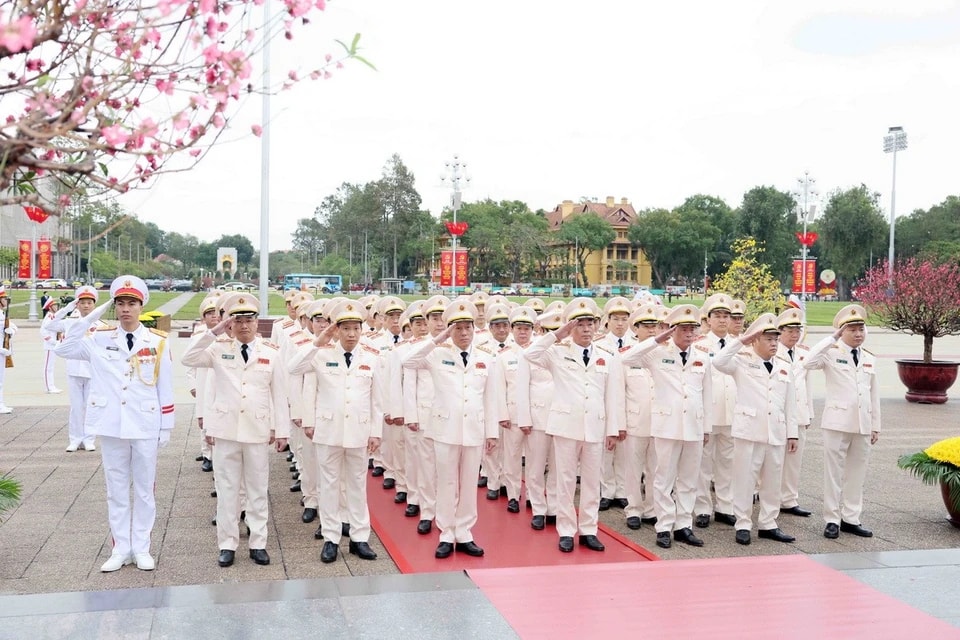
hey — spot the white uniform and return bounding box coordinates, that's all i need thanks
[363,330,405,496]
[491,342,527,502]
[0,305,15,413]
[778,342,814,509]
[596,332,634,503]
[695,332,737,518]
[515,349,558,518]
[283,324,319,509]
[39,310,62,392]
[804,337,881,526]
[622,347,657,522]
[713,340,798,532]
[402,345,438,522]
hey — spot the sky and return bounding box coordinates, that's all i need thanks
[119,0,960,251]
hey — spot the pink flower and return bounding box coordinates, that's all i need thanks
[0,14,37,53]
[101,124,129,147]
[251,124,263,137]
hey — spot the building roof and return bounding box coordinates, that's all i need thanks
[546,197,637,230]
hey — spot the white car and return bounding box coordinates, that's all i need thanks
[39,278,69,289]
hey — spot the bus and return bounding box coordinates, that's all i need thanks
[283,273,343,293]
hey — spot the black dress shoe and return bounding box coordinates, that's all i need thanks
[735,529,751,545]
[217,549,235,567]
[289,480,301,493]
[758,528,796,543]
[598,498,612,511]
[486,489,499,500]
[289,463,298,472]
[382,477,396,490]
[531,515,545,530]
[417,520,432,535]
[321,541,338,563]
[249,548,270,565]
[824,523,840,539]
[195,454,205,462]
[302,508,318,523]
[507,499,520,513]
[341,522,350,537]
[292,472,300,481]
[435,542,454,558]
[394,491,407,503]
[281,443,291,452]
[641,516,658,525]
[656,532,671,548]
[694,514,710,528]
[404,504,420,517]
[614,498,629,509]
[780,505,812,517]
[477,476,488,488]
[210,489,217,498]
[714,512,736,526]
[545,515,557,525]
[840,521,873,537]
[286,451,294,462]
[211,515,217,526]
[371,466,385,477]
[368,458,374,469]
[500,486,508,497]
[349,540,377,560]
[314,524,324,540]
[673,527,705,547]
[201,458,213,472]
[525,499,532,509]
[558,536,574,553]
[578,534,605,551]
[626,516,641,530]
[456,541,484,557]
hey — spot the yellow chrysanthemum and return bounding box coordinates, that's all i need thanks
[924,436,960,467]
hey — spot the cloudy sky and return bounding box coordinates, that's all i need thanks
[119,0,960,250]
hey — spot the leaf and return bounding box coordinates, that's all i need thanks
[351,32,361,53]
[352,55,376,71]
[98,162,109,176]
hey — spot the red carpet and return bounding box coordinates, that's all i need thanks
[469,556,958,638]
[367,474,657,573]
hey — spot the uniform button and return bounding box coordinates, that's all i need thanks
[242,395,246,399]
[240,409,244,413]
[121,401,126,405]
[121,386,127,390]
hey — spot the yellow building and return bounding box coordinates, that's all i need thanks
[545,197,652,288]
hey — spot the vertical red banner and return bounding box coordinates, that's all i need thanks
[791,259,817,294]
[454,252,468,287]
[37,238,52,279]
[439,250,453,287]
[18,240,31,279]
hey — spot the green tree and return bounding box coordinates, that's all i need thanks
[818,185,888,297]
[556,212,615,287]
[735,186,797,280]
[711,237,782,319]
[629,205,720,288]
[212,234,256,268]
[676,194,736,277]
[896,195,960,259]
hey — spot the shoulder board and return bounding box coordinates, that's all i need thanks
[409,336,427,343]
[96,325,115,332]
[215,335,233,343]
[475,344,493,355]
[828,343,840,350]
[149,328,168,338]
[261,341,279,350]
[693,335,707,342]
[594,343,614,356]
[289,330,304,338]
[498,345,512,353]
[294,338,312,346]
[281,319,294,328]
[796,343,810,351]
[362,344,379,355]
[862,348,875,356]
[619,345,631,353]
[774,354,791,363]
[693,343,710,353]
[317,343,335,349]
[557,339,572,347]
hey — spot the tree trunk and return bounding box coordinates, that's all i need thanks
[924,334,934,363]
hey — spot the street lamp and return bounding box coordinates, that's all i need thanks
[883,126,907,281]
[440,155,470,292]
[793,171,818,301]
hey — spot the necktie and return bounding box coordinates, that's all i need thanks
[679,351,688,366]
[498,342,505,349]
[852,349,859,367]
[617,337,623,349]
[719,338,725,349]
[126,333,134,351]
[788,349,794,362]
[764,361,773,374]
[582,348,590,366]
[393,335,399,344]
[240,343,248,363]
[344,352,352,368]
[460,351,469,366]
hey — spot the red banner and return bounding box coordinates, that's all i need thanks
[791,258,817,294]
[23,206,49,223]
[37,238,52,279]
[454,251,468,287]
[440,250,469,287]
[18,240,31,279]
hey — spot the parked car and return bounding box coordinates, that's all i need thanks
[40,278,69,289]
[217,281,255,291]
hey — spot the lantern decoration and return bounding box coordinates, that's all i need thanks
[444,221,469,237]
[795,231,818,247]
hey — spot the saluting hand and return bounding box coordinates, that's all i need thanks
[368,437,381,454]
[739,329,762,346]
[553,318,578,340]
[211,315,233,336]
[87,301,112,325]
[314,322,338,347]
[654,325,676,344]
[433,324,454,345]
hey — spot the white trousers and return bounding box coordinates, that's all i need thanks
[381,424,406,491]
[499,425,525,500]
[0,358,7,408]
[553,436,602,538]
[100,435,159,556]
[780,425,807,508]
[525,430,557,517]
[67,375,94,447]
[600,441,628,499]
[481,435,503,491]
[299,430,320,509]
[696,425,734,515]
[317,444,370,543]
[413,431,437,520]
[624,435,656,519]
[822,429,871,525]
[732,439,785,531]
[43,349,56,391]
[434,441,482,543]
[653,437,702,533]
[213,439,270,550]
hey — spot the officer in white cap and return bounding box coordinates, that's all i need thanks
[804,304,880,540]
[395,301,429,519]
[776,307,815,518]
[402,298,499,559]
[188,294,221,471]
[0,286,15,414]
[524,298,624,554]
[55,276,174,572]
[596,296,634,511]
[478,301,513,501]
[712,313,798,546]
[182,294,290,568]
[39,296,63,393]
[619,304,714,549]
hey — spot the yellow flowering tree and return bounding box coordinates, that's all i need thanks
[711,237,782,321]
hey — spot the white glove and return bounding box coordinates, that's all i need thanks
[3,326,15,336]
[85,301,112,325]
[54,299,77,320]
[0,347,11,358]
[158,430,171,448]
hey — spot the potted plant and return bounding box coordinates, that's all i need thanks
[898,436,960,528]
[0,474,22,521]
[855,258,960,403]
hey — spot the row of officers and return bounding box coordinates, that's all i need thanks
[47,278,880,572]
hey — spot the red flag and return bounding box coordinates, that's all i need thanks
[18,240,31,279]
[23,206,49,223]
[795,231,818,247]
[444,221,469,237]
[37,238,52,279]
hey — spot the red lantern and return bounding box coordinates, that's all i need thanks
[795,231,818,247]
[23,206,49,223]
[445,221,469,237]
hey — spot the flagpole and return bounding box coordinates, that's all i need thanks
[28,223,38,321]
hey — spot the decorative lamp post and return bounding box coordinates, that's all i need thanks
[883,126,907,282]
[440,155,470,292]
[793,171,818,301]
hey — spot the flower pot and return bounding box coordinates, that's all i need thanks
[895,360,959,404]
[939,482,960,529]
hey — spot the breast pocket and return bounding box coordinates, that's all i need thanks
[140,400,158,415]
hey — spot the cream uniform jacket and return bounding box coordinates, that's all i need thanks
[181,332,290,443]
[619,337,714,441]
[523,334,624,443]
[492,343,524,425]
[778,342,814,426]
[803,337,881,435]
[39,311,62,351]
[363,330,403,420]
[402,338,500,446]
[623,354,655,438]
[288,342,384,447]
[514,349,553,431]
[712,340,799,445]
[700,332,737,425]
[55,322,175,438]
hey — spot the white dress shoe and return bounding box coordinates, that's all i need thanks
[83,442,96,451]
[47,388,62,394]
[0,405,12,414]
[100,553,133,572]
[66,443,79,452]
[134,553,155,571]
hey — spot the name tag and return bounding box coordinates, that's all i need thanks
[564,356,578,363]
[837,358,848,364]
[661,358,675,365]
[326,362,339,367]
[442,360,456,366]
[749,363,762,370]
[106,346,119,351]
[221,354,235,360]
